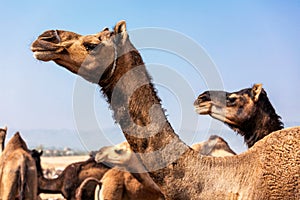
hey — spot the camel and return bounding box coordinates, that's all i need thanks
[75,177,102,200]
[194,84,284,148]
[31,20,300,199]
[94,142,165,200]
[0,126,7,154]
[0,132,38,200]
[30,150,110,200]
[93,137,233,200]
[192,135,236,156]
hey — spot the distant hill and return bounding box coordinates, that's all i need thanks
[5,121,298,154]
[5,128,126,152]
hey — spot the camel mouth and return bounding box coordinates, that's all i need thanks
[95,156,120,168]
[194,102,212,115]
[32,50,56,61]
[94,153,107,164]
[31,30,64,61]
[31,45,64,61]
[195,100,240,127]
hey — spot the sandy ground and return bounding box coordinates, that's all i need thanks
[39,155,90,200]
[41,155,89,169]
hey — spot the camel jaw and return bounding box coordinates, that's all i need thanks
[209,109,239,127]
[195,101,240,127]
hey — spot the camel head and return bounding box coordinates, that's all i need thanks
[0,126,7,142]
[194,83,283,147]
[30,149,43,177]
[192,135,236,156]
[94,142,133,167]
[31,20,132,83]
[0,126,7,153]
[194,84,266,128]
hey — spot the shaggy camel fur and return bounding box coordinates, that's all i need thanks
[95,142,165,200]
[0,132,38,200]
[0,127,7,154]
[194,84,284,147]
[32,20,300,199]
[31,151,110,200]
[192,135,236,156]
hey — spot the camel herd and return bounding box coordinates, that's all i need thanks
[0,127,237,199]
[0,20,298,199]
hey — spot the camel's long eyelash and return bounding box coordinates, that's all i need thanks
[114,149,123,154]
[83,43,98,51]
[227,97,237,104]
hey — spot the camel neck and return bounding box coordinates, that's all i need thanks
[240,109,283,148]
[0,141,4,153]
[38,176,63,194]
[98,49,189,170]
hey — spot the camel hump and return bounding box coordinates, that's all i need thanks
[4,132,28,152]
[0,126,7,132]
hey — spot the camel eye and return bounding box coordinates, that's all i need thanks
[227,97,237,105]
[84,43,98,51]
[114,149,123,154]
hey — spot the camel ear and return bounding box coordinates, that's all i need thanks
[3,126,7,131]
[114,20,127,44]
[102,27,109,31]
[251,83,263,102]
[114,20,127,34]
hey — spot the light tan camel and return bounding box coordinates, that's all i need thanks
[32,20,300,199]
[94,142,165,200]
[194,84,284,148]
[192,135,236,157]
[0,126,7,154]
[93,137,233,200]
[0,132,38,200]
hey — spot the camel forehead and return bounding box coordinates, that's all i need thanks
[81,35,100,43]
[58,29,110,42]
[230,88,252,97]
[56,30,82,40]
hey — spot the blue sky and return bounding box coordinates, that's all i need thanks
[0,1,299,152]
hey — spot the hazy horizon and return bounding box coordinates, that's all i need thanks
[1,1,299,153]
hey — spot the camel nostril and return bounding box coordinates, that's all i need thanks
[196,92,211,103]
[39,30,61,44]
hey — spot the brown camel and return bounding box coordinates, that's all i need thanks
[0,126,7,154]
[194,84,284,148]
[30,149,110,200]
[95,142,165,200]
[0,132,38,200]
[31,20,300,199]
[192,135,236,156]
